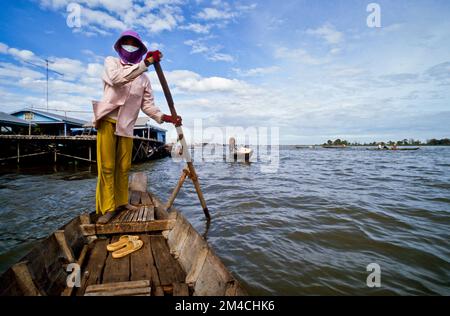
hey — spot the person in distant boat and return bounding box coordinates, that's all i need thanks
[391,143,398,150]
[91,30,182,224]
[378,143,383,150]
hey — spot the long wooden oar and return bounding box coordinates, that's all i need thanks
[153,61,211,220]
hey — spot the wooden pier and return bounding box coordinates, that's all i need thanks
[0,134,169,164]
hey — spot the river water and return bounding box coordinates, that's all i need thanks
[0,146,449,295]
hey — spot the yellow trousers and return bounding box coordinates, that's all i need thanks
[95,118,133,214]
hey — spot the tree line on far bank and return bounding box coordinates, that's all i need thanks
[323,138,450,146]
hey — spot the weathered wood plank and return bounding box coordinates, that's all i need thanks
[54,230,75,263]
[140,192,153,206]
[126,210,137,222]
[154,286,164,296]
[24,234,67,296]
[61,244,89,296]
[225,281,247,296]
[130,191,141,206]
[193,250,234,296]
[150,236,186,286]
[173,283,190,296]
[149,193,169,220]
[131,209,140,222]
[129,172,147,192]
[171,225,191,260]
[80,220,176,236]
[137,206,145,222]
[62,216,85,258]
[140,206,149,222]
[85,287,151,296]
[112,210,127,223]
[85,280,150,293]
[11,262,42,296]
[167,211,191,256]
[76,239,109,296]
[102,236,130,284]
[0,268,23,296]
[121,210,134,223]
[162,211,178,239]
[146,206,155,221]
[185,247,209,286]
[130,235,153,283]
[179,227,209,281]
[79,213,91,225]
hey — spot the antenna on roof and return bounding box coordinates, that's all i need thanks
[24,58,64,111]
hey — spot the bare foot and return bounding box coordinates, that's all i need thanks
[97,211,116,224]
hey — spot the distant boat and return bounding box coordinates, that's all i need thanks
[367,147,420,151]
[229,137,253,161]
[296,145,316,149]
[322,145,349,149]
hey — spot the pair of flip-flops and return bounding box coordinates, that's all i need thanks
[107,235,143,259]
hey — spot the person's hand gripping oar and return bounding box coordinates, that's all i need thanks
[145,50,211,220]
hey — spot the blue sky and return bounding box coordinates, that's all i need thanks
[0,0,449,144]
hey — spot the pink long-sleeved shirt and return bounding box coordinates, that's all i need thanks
[91,56,163,138]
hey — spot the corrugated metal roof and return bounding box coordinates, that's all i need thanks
[9,108,87,126]
[0,111,35,126]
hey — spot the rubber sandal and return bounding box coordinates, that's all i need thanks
[112,240,143,259]
[106,235,140,252]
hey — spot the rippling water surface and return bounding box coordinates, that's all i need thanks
[0,146,449,295]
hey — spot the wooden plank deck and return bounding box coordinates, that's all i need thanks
[76,189,189,296]
[78,233,187,296]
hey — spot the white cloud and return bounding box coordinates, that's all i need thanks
[275,47,327,65]
[48,57,86,78]
[147,42,165,51]
[147,69,251,94]
[233,66,280,77]
[180,23,211,34]
[184,39,209,54]
[86,63,104,77]
[184,38,234,62]
[40,0,134,13]
[39,0,185,36]
[209,53,233,62]
[196,8,234,20]
[81,7,127,30]
[38,0,254,39]
[306,23,343,45]
[9,48,35,60]
[0,62,45,80]
[0,42,9,54]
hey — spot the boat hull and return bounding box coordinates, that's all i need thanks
[0,173,247,296]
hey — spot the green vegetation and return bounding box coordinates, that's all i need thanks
[427,138,450,146]
[324,139,349,146]
[322,138,450,146]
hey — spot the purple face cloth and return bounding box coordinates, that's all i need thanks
[114,30,148,64]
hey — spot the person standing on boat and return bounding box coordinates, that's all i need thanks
[92,30,182,224]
